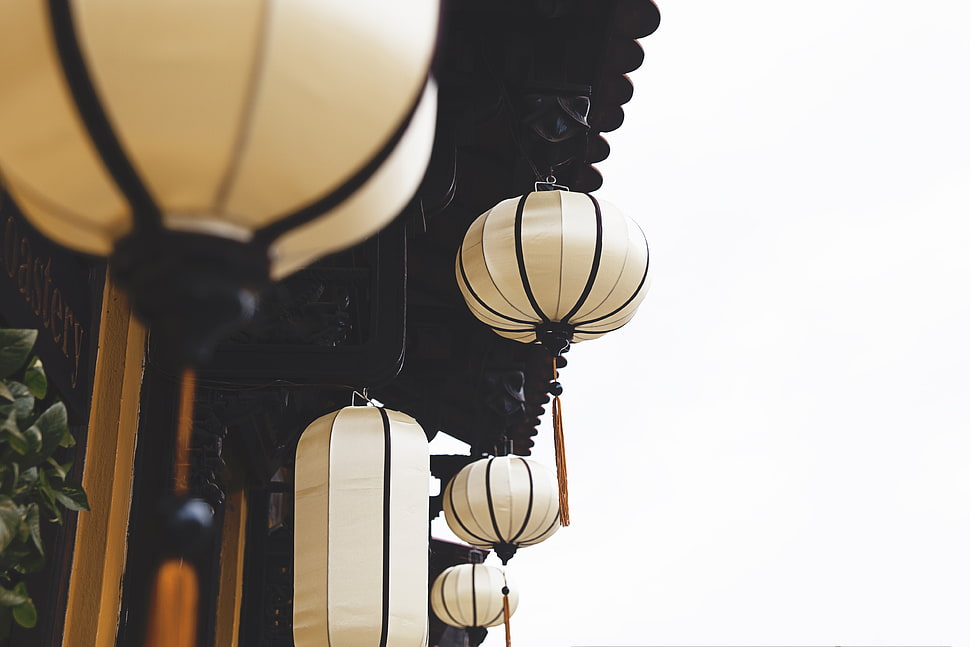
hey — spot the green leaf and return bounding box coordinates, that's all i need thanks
[22,424,42,455]
[34,402,69,459]
[2,410,28,455]
[36,471,62,524]
[1,544,45,574]
[0,330,36,380]
[0,584,29,608]
[0,495,22,553]
[16,467,38,490]
[25,503,42,557]
[59,429,76,449]
[46,457,66,480]
[23,357,46,399]
[54,485,90,512]
[0,463,13,495]
[5,381,33,422]
[11,598,37,629]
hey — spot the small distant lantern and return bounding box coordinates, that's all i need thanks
[294,406,430,647]
[456,188,650,524]
[431,564,518,647]
[0,1,439,360]
[443,456,559,564]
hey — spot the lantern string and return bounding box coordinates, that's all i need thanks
[501,570,512,647]
[552,358,570,526]
[145,367,200,647]
[174,366,196,496]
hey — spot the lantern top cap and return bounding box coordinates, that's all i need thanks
[534,176,570,192]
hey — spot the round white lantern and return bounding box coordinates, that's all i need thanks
[443,456,559,563]
[0,1,438,279]
[294,406,430,647]
[456,189,649,355]
[0,1,439,361]
[430,564,518,630]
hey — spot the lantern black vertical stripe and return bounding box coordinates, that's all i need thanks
[574,232,650,327]
[484,458,507,544]
[437,569,462,627]
[561,193,604,322]
[378,407,392,647]
[471,564,478,628]
[520,511,561,546]
[46,0,163,226]
[458,249,536,326]
[325,428,334,647]
[510,458,534,542]
[514,194,550,323]
[254,82,425,244]
[446,479,493,546]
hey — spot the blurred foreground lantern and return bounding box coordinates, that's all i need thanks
[456,188,650,523]
[443,456,559,564]
[294,406,430,647]
[0,1,439,360]
[431,564,518,647]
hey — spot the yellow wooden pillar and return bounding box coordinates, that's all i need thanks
[61,275,146,647]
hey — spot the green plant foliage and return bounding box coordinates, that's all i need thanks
[0,329,89,639]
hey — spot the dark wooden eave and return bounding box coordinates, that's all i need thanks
[373,0,660,456]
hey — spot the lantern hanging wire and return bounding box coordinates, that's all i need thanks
[144,367,214,647]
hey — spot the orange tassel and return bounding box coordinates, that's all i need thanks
[551,357,569,526]
[502,587,512,647]
[552,394,569,526]
[145,559,199,647]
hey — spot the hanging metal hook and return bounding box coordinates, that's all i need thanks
[534,175,570,192]
[352,388,372,406]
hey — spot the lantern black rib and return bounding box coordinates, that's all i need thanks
[253,80,428,245]
[211,0,272,213]
[437,569,462,627]
[479,325,535,335]
[572,231,650,327]
[471,563,478,628]
[446,479,493,546]
[509,458,534,543]
[519,511,560,546]
[484,459,507,545]
[458,249,536,326]
[514,194,551,323]
[484,606,504,628]
[573,325,628,337]
[47,0,163,228]
[0,168,107,230]
[378,407,392,647]
[560,193,604,323]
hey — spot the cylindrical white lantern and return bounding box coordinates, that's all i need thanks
[0,1,438,279]
[443,456,559,563]
[456,190,649,354]
[430,564,518,630]
[294,406,430,647]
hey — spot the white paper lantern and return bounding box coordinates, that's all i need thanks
[443,456,559,563]
[456,190,649,354]
[0,0,438,279]
[294,406,429,647]
[430,564,518,630]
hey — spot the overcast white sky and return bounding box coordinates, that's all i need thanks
[432,1,970,645]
